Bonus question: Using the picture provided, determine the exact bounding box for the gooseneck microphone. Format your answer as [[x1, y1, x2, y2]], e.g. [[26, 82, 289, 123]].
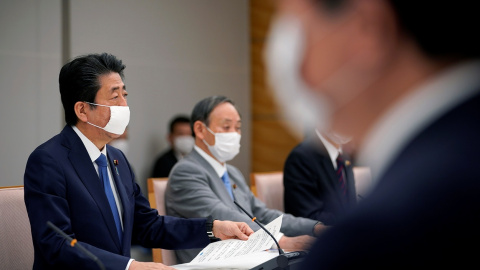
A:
[[233, 200, 284, 255], [233, 201, 308, 270], [46, 221, 106, 270]]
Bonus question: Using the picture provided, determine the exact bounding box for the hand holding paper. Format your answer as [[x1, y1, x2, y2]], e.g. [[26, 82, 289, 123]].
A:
[[191, 215, 283, 263], [213, 220, 254, 241]]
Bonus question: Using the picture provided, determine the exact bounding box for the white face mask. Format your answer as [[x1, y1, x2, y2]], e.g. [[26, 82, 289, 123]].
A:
[[203, 125, 241, 163], [264, 15, 332, 140], [174, 135, 195, 155], [85, 102, 130, 135]]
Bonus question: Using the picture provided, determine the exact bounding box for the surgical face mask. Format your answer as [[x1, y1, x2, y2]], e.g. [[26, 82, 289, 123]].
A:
[[203, 125, 241, 163], [84, 102, 130, 135], [174, 135, 195, 155], [264, 15, 332, 140]]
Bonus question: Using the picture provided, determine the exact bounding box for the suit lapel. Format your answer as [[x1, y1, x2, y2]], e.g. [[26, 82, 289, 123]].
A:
[[106, 149, 131, 254], [312, 135, 350, 210], [62, 126, 122, 250]]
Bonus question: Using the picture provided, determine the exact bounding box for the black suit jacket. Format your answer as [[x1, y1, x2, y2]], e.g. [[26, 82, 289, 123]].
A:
[[283, 135, 356, 225], [152, 148, 178, 177], [302, 91, 480, 268], [24, 126, 209, 270]]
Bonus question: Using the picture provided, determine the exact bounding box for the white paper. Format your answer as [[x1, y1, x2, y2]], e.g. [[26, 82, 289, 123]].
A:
[[190, 215, 283, 263], [172, 250, 279, 270]]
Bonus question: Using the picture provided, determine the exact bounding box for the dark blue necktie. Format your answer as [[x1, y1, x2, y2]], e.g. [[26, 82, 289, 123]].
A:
[[95, 154, 123, 244], [221, 172, 234, 200], [336, 154, 347, 196]]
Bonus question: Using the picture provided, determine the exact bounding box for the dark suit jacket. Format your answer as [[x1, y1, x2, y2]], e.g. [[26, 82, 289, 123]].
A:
[[302, 92, 480, 268], [151, 148, 178, 177], [283, 135, 356, 225], [24, 126, 209, 270]]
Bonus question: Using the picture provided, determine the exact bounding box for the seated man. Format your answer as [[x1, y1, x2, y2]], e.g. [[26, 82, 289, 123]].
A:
[[166, 95, 326, 263], [283, 129, 357, 225], [24, 54, 254, 270], [151, 115, 194, 177]]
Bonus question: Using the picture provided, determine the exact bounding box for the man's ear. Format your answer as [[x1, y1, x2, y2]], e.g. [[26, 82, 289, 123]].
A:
[[193, 120, 206, 140], [74, 101, 88, 123]]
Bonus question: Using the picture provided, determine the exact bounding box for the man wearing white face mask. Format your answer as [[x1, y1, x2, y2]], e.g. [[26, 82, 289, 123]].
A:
[[151, 115, 194, 178], [24, 54, 255, 270], [166, 96, 327, 264]]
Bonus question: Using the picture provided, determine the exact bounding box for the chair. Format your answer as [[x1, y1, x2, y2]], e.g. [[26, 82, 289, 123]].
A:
[[353, 166, 373, 200], [147, 178, 177, 266], [250, 171, 284, 211], [0, 186, 34, 269]]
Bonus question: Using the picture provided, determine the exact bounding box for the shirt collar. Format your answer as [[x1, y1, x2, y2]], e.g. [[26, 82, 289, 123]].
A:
[[357, 60, 480, 192], [72, 125, 107, 162], [316, 129, 341, 169], [194, 145, 226, 178]]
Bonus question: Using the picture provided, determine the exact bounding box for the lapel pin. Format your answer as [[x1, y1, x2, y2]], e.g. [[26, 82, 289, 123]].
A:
[[345, 160, 351, 166], [232, 184, 237, 189], [114, 159, 119, 166]]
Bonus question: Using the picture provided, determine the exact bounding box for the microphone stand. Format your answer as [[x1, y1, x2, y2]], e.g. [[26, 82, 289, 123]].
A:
[[233, 201, 308, 270], [47, 221, 106, 270]]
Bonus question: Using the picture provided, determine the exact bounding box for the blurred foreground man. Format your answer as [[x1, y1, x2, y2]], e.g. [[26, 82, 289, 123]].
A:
[[265, 0, 480, 267]]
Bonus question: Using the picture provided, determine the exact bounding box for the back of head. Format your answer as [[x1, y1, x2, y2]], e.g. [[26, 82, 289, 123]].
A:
[[319, 0, 480, 60], [389, 0, 479, 60], [190, 96, 236, 137], [59, 53, 126, 126]]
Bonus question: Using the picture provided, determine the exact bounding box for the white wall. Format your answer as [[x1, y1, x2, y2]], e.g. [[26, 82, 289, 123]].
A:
[[0, 0, 250, 194], [0, 0, 62, 187]]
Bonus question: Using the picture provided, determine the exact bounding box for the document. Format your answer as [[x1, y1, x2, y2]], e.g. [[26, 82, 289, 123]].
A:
[[190, 215, 283, 263], [172, 250, 279, 270]]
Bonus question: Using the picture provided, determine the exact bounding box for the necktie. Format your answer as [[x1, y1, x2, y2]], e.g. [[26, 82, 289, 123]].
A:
[[336, 154, 347, 196], [221, 172, 234, 200], [95, 154, 123, 244]]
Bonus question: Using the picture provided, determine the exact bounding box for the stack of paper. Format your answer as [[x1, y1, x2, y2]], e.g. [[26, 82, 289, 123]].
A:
[[189, 215, 283, 264]]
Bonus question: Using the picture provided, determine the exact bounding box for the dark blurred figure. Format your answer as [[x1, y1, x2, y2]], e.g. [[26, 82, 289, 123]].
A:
[[265, 0, 480, 268], [283, 129, 356, 225], [151, 115, 193, 177]]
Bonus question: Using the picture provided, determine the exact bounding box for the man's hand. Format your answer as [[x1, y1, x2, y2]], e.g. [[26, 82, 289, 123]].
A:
[[313, 222, 328, 237], [128, 261, 176, 270], [212, 220, 254, 240], [278, 235, 316, 251]]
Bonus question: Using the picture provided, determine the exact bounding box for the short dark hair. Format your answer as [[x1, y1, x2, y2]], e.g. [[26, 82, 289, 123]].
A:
[[169, 115, 191, 134], [317, 0, 480, 60], [190, 96, 236, 137], [59, 53, 126, 126]]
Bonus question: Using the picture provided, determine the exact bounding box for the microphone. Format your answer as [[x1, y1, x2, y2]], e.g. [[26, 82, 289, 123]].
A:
[[234, 200, 284, 255], [233, 201, 308, 270], [46, 221, 106, 270]]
